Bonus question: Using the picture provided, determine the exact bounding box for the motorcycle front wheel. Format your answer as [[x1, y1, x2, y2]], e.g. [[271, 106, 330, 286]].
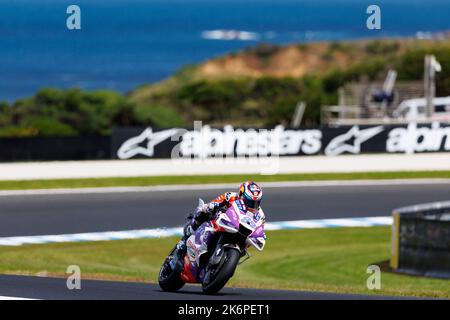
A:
[[158, 246, 185, 292], [202, 247, 240, 295]]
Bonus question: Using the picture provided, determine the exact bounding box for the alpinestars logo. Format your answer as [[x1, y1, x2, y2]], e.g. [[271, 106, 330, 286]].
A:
[[117, 125, 322, 159], [117, 127, 181, 159], [324, 126, 384, 156], [116, 123, 450, 158]]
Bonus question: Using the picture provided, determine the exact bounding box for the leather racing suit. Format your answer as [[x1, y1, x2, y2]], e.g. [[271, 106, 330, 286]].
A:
[[176, 191, 266, 255]]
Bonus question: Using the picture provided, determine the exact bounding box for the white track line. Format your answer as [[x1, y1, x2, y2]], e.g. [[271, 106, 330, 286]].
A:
[[0, 179, 449, 196], [0, 216, 393, 246], [0, 296, 37, 300]]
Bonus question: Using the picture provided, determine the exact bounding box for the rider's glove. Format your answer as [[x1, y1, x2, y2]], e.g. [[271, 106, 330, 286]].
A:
[[202, 202, 219, 216], [191, 202, 220, 225], [184, 224, 195, 238]]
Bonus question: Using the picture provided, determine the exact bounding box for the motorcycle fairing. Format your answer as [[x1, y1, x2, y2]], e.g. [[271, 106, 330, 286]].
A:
[[215, 203, 240, 232], [246, 224, 266, 251], [183, 221, 215, 282]]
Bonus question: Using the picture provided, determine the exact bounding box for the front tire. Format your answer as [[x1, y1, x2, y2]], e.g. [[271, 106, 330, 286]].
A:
[[158, 246, 185, 292], [202, 248, 240, 295]]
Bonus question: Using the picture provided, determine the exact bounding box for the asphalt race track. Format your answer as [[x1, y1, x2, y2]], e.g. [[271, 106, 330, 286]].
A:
[[1, 182, 450, 237], [0, 275, 414, 300], [1, 181, 448, 300]]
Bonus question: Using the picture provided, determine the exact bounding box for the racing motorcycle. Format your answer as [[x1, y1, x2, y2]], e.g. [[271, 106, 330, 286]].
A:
[[158, 198, 266, 294]]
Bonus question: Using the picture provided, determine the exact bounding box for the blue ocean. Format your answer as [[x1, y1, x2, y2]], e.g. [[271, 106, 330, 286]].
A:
[[1, 0, 449, 101]]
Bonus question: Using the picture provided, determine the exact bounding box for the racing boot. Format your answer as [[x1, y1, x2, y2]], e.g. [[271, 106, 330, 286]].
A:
[[172, 220, 199, 270], [173, 204, 215, 269]]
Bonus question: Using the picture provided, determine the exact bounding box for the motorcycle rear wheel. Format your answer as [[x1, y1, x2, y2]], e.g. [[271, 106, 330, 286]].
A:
[[202, 248, 240, 295], [158, 246, 185, 292]]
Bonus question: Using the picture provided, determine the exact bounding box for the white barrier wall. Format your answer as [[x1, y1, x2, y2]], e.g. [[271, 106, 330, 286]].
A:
[[1, 153, 450, 180]]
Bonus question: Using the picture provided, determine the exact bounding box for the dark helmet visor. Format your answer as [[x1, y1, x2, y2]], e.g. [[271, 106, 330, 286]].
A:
[[243, 196, 261, 210]]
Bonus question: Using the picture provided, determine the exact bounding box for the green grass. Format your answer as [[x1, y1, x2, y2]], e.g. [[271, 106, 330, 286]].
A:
[[2, 170, 450, 190], [0, 227, 448, 298]]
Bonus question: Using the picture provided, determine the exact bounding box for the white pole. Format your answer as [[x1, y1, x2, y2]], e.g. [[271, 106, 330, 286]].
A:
[[425, 55, 441, 119], [291, 102, 306, 128], [424, 55, 433, 119]]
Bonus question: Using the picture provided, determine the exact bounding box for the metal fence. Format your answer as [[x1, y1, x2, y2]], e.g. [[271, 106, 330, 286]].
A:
[[0, 136, 110, 161]]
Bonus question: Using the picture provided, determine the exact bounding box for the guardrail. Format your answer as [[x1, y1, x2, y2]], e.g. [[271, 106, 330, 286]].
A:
[[390, 201, 450, 279], [321, 105, 450, 126], [0, 136, 110, 161]]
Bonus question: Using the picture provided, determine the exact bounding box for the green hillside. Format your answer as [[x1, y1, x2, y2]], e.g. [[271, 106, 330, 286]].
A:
[[1, 38, 450, 137]]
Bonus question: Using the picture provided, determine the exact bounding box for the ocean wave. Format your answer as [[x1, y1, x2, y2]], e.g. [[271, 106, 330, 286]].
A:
[[201, 29, 259, 41]]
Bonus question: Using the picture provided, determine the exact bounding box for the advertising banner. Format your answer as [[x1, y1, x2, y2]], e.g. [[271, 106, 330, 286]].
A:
[[112, 122, 450, 159]]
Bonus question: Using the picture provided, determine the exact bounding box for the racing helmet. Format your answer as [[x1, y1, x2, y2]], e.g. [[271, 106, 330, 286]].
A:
[[238, 181, 263, 211]]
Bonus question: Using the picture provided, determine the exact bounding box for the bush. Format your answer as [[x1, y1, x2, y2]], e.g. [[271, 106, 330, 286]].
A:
[[396, 49, 425, 81], [263, 76, 326, 127], [322, 69, 346, 93], [250, 77, 305, 126], [323, 58, 385, 93], [76, 90, 125, 134], [35, 88, 65, 106], [252, 77, 302, 101], [0, 126, 38, 138], [266, 96, 299, 127], [5, 88, 127, 136], [245, 43, 280, 59], [177, 79, 250, 121], [329, 42, 351, 53], [22, 116, 78, 136], [396, 47, 450, 96], [299, 76, 325, 126], [133, 105, 185, 128], [0, 101, 9, 112], [365, 40, 399, 55]]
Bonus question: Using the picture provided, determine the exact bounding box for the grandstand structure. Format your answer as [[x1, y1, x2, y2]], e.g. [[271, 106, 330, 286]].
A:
[[321, 55, 443, 125], [321, 79, 424, 125]]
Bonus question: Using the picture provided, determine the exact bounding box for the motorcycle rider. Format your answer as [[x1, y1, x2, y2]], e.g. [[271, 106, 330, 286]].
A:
[[175, 180, 265, 261]]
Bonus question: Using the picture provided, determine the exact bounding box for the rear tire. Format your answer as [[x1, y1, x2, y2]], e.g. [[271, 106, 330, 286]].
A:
[[158, 247, 185, 292], [202, 248, 240, 295]]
